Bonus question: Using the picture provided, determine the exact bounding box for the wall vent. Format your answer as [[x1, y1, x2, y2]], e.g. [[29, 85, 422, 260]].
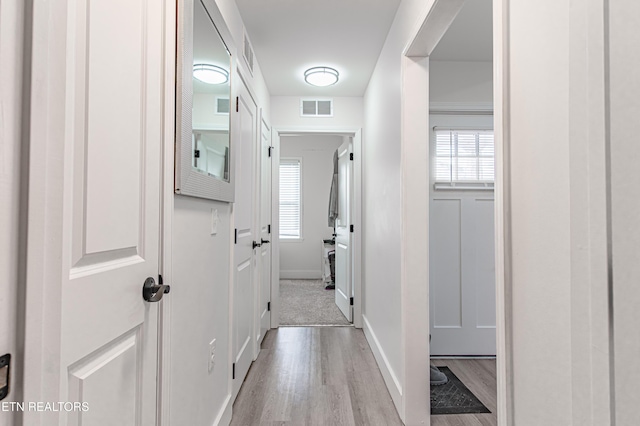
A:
[[300, 99, 333, 117], [242, 30, 254, 75], [216, 97, 230, 114]]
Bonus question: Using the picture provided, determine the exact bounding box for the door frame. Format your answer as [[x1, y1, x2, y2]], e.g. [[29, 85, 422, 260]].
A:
[[271, 127, 363, 329], [21, 0, 176, 423], [400, 0, 513, 424]]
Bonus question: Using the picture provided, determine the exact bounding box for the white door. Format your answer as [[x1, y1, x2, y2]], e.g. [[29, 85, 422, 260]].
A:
[[232, 79, 257, 400], [335, 139, 353, 322], [257, 117, 272, 346], [53, 1, 165, 424], [428, 121, 496, 356]]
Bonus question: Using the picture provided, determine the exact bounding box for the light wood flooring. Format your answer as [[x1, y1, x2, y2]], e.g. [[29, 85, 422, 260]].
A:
[[230, 327, 497, 426], [431, 359, 497, 426]]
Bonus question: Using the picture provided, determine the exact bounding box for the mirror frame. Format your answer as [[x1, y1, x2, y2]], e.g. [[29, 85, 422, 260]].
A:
[[176, 0, 236, 202]]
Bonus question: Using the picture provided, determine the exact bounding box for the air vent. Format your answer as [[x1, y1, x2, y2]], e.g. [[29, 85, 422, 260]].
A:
[[300, 99, 333, 117], [216, 97, 230, 114], [243, 30, 254, 74]]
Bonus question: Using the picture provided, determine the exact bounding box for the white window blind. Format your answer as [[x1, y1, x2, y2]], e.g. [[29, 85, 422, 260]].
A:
[[279, 159, 301, 239], [434, 129, 495, 183]]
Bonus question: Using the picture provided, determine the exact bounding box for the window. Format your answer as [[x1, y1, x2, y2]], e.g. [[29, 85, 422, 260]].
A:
[[434, 129, 495, 187], [279, 158, 302, 239]]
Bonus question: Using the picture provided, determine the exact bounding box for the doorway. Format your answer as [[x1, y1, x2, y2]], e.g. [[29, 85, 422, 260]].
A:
[[399, 0, 511, 423], [426, 1, 497, 424], [271, 129, 363, 329]]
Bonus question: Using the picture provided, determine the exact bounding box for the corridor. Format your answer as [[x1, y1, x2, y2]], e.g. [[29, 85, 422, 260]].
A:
[[230, 327, 402, 425]]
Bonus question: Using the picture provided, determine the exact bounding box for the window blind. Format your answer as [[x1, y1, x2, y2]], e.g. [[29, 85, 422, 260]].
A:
[[434, 130, 495, 183], [279, 159, 301, 238]]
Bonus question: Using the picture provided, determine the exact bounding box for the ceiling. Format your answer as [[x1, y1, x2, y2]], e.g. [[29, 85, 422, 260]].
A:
[[430, 0, 493, 62], [235, 0, 402, 97], [234, 0, 492, 98]]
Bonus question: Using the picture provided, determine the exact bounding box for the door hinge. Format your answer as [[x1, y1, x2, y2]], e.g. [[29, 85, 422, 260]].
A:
[[349, 153, 354, 161], [232, 363, 236, 380], [194, 149, 200, 158], [236, 97, 239, 112], [268, 146, 273, 157], [234, 228, 238, 244], [267, 301, 271, 312], [268, 224, 271, 234], [350, 297, 354, 306], [0, 354, 10, 401], [350, 224, 354, 233]]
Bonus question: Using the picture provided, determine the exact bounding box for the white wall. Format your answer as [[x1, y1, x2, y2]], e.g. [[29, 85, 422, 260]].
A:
[[362, 0, 431, 412], [169, 0, 270, 424], [503, 0, 626, 424], [429, 61, 493, 104], [271, 96, 363, 129], [0, 0, 25, 422], [279, 135, 343, 279]]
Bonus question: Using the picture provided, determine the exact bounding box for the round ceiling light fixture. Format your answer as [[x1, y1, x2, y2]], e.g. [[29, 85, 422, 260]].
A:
[[193, 64, 229, 85], [304, 66, 339, 87]]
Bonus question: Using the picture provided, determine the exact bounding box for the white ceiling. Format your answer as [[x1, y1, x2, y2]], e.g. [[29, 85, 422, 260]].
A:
[[430, 0, 493, 62], [234, 0, 492, 97], [235, 0, 402, 97]]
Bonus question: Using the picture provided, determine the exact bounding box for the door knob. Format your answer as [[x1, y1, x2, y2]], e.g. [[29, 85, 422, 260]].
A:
[[142, 277, 170, 302], [252, 241, 261, 249], [261, 239, 270, 244]]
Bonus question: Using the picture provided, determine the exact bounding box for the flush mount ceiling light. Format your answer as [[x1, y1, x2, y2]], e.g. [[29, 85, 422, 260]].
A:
[[193, 64, 229, 85], [304, 67, 339, 87]]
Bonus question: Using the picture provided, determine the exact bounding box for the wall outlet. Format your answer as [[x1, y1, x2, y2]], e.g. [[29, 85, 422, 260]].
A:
[[208, 339, 216, 373], [211, 209, 218, 235]]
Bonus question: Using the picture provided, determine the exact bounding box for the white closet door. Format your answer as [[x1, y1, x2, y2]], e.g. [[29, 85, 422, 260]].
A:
[[335, 139, 353, 322], [232, 78, 257, 401]]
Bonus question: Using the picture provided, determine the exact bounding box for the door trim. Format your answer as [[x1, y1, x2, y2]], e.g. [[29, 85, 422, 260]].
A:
[[159, 0, 177, 423], [401, 0, 512, 424], [271, 127, 363, 329]]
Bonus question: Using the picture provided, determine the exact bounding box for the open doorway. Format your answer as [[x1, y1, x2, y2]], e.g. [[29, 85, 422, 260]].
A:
[[278, 133, 348, 326], [425, 0, 497, 424], [272, 130, 362, 328]]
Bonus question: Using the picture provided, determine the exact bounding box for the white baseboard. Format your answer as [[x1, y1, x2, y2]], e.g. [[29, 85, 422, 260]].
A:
[[362, 315, 403, 415], [279, 270, 322, 279], [213, 393, 232, 426]]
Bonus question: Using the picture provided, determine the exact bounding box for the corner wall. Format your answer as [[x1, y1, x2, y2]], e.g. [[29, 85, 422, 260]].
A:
[[361, 0, 429, 413]]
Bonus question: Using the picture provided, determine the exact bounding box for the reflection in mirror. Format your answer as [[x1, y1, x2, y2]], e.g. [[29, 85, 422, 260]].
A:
[[192, 0, 231, 182]]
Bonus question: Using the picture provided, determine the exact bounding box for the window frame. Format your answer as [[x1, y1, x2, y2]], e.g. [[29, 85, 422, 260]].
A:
[[432, 127, 495, 191], [279, 157, 304, 241]]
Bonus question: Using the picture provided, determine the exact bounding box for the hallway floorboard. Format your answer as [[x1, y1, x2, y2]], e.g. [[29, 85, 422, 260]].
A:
[[230, 327, 403, 426]]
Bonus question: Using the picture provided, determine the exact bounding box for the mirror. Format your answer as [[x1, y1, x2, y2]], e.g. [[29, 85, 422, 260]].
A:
[[192, 0, 230, 181], [176, 0, 235, 201]]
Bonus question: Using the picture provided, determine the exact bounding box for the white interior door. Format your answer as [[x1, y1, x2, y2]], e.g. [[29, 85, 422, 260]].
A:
[[428, 119, 496, 356], [55, 0, 165, 424], [335, 139, 353, 322], [257, 117, 272, 346], [232, 79, 257, 400]]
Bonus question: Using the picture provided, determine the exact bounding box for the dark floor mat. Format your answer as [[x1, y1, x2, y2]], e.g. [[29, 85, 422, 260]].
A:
[[430, 366, 491, 415]]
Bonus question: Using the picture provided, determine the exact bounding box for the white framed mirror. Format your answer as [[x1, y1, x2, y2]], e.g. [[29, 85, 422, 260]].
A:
[[176, 0, 235, 202]]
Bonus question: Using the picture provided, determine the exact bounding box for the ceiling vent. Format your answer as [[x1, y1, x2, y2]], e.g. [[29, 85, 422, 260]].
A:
[[242, 30, 254, 75], [216, 97, 230, 114], [300, 99, 333, 117]]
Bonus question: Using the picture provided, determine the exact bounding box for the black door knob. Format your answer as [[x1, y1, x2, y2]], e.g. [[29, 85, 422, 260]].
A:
[[261, 239, 270, 244], [252, 241, 261, 249], [142, 277, 170, 302]]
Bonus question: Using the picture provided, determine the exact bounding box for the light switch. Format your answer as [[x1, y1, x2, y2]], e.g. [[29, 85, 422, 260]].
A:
[[211, 209, 218, 235]]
